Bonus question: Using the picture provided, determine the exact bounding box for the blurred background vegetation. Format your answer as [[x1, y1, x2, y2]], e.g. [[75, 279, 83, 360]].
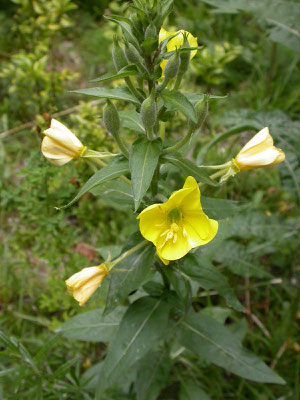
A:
[[0, 0, 299, 398]]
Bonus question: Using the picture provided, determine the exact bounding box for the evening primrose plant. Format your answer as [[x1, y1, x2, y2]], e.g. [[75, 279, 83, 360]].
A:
[[42, 0, 287, 396]]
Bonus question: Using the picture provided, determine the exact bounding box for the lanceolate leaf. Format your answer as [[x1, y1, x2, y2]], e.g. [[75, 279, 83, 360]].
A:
[[179, 311, 285, 384], [99, 297, 170, 392], [105, 233, 155, 315], [135, 350, 171, 400], [91, 179, 134, 210], [181, 254, 244, 311], [120, 110, 145, 133], [71, 86, 139, 104], [201, 196, 248, 220], [130, 136, 163, 210], [104, 15, 140, 48], [57, 308, 125, 342], [163, 153, 219, 186], [161, 90, 197, 123], [58, 159, 129, 209], [89, 65, 139, 83], [179, 379, 212, 400]]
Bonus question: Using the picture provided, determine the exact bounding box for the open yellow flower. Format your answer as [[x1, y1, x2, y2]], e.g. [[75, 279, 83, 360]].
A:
[[137, 176, 218, 265], [234, 127, 285, 170], [159, 28, 198, 73], [65, 265, 108, 306], [41, 119, 86, 166]]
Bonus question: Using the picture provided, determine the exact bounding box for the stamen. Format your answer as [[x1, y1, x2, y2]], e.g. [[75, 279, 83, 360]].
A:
[[183, 227, 187, 237], [160, 229, 169, 237], [173, 233, 177, 243]]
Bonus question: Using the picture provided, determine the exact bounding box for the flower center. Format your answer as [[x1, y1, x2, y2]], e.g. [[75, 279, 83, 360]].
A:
[[167, 207, 182, 223]]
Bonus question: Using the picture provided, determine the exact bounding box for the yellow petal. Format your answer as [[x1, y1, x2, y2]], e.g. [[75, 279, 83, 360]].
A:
[[234, 127, 285, 170], [137, 203, 167, 244], [157, 252, 170, 265], [41, 136, 75, 166], [156, 227, 191, 261], [183, 211, 218, 248]]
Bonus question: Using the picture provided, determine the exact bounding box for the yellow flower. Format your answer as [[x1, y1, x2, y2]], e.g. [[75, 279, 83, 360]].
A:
[[159, 28, 198, 73], [65, 265, 108, 306], [137, 176, 218, 265], [234, 127, 285, 170], [41, 119, 86, 166]]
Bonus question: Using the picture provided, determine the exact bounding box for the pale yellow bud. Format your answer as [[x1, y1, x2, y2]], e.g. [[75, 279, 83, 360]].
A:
[[234, 127, 285, 171], [41, 119, 86, 166], [65, 265, 108, 306]]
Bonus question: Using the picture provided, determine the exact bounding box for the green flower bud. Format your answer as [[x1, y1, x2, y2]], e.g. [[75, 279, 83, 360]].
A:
[[141, 90, 157, 132], [145, 23, 157, 39], [112, 37, 128, 72], [103, 100, 120, 137], [190, 97, 208, 129], [164, 50, 181, 80], [124, 42, 141, 64], [179, 35, 190, 74]]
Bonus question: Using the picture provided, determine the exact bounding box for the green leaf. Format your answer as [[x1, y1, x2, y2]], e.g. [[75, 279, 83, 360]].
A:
[[130, 136, 163, 210], [99, 297, 170, 392], [71, 86, 139, 104], [179, 379, 211, 400], [182, 254, 244, 311], [179, 311, 285, 384], [89, 65, 139, 83], [91, 179, 134, 210], [163, 153, 219, 186], [201, 196, 249, 219], [104, 15, 140, 48], [185, 93, 227, 104], [105, 233, 155, 315], [161, 90, 197, 123], [214, 240, 271, 278], [58, 159, 129, 209], [135, 350, 171, 400], [120, 110, 145, 133], [57, 308, 125, 342]]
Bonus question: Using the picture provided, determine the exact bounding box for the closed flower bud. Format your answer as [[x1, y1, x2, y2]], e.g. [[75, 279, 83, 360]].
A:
[[112, 37, 128, 72], [124, 42, 141, 64], [141, 90, 157, 132], [145, 23, 157, 39], [159, 28, 198, 75], [234, 127, 285, 170], [41, 119, 85, 166], [66, 265, 108, 306], [178, 35, 190, 74], [164, 50, 181, 80], [103, 100, 120, 137]]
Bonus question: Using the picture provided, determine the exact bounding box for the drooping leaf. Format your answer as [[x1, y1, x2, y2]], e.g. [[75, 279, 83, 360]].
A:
[[181, 254, 244, 311], [91, 179, 134, 210], [161, 90, 197, 123], [58, 159, 129, 209], [105, 233, 155, 315], [71, 86, 139, 104], [179, 311, 285, 384], [99, 297, 170, 392], [130, 136, 163, 210], [89, 65, 139, 83], [179, 379, 212, 400], [57, 308, 125, 342], [135, 350, 171, 400], [163, 153, 219, 186]]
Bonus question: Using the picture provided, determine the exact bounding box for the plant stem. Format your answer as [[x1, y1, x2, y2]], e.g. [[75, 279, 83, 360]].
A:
[[114, 135, 130, 159], [198, 168, 229, 187], [108, 240, 148, 271], [157, 77, 170, 93], [163, 127, 194, 154], [124, 77, 144, 102]]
